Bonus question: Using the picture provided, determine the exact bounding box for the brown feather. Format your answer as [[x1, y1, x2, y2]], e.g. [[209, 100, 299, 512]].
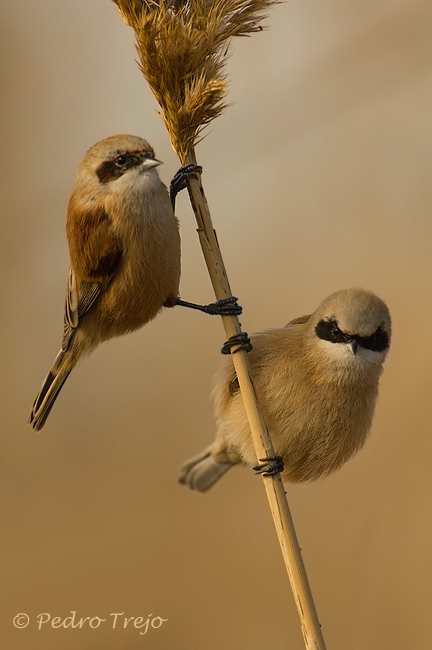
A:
[[286, 314, 311, 326], [66, 200, 123, 283]]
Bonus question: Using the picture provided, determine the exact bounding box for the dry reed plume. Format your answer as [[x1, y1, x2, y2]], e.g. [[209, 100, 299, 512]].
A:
[[112, 0, 277, 161]]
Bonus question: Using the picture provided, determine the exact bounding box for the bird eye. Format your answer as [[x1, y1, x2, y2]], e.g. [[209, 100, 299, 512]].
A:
[[115, 155, 127, 166], [315, 319, 347, 345]]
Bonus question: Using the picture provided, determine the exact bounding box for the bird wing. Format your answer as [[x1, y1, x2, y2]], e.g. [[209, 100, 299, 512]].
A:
[[286, 314, 311, 326], [228, 373, 240, 396], [62, 204, 123, 350]]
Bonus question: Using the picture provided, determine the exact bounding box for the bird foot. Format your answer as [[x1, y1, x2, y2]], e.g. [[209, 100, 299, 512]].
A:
[[170, 164, 202, 209], [253, 455, 284, 477], [177, 296, 242, 317], [221, 332, 252, 355]]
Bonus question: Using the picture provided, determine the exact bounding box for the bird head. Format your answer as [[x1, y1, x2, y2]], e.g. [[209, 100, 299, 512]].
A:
[[75, 134, 163, 202], [310, 288, 391, 368]]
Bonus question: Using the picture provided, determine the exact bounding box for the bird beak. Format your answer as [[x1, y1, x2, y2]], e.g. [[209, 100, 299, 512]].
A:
[[349, 340, 359, 356], [141, 157, 163, 170]]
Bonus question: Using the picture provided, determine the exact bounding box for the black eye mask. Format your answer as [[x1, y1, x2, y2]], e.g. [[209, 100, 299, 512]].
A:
[[315, 319, 389, 353], [96, 149, 154, 183]]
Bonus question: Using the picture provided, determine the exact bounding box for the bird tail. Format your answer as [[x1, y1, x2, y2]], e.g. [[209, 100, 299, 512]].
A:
[[178, 445, 233, 492], [29, 349, 75, 431]]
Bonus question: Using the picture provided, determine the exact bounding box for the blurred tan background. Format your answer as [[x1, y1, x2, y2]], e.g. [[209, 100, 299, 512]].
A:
[[2, 1, 432, 648]]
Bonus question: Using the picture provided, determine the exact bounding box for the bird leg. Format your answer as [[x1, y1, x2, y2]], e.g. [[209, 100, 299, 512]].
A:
[[253, 455, 284, 477], [170, 166, 244, 319], [176, 296, 243, 317], [221, 332, 252, 355], [170, 164, 203, 210]]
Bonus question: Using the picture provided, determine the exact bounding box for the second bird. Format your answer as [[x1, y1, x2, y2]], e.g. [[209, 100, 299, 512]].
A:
[[179, 288, 391, 491], [30, 134, 181, 430]]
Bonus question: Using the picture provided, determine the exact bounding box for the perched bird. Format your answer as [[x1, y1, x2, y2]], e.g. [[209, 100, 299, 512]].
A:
[[29, 134, 183, 431], [179, 288, 391, 492]]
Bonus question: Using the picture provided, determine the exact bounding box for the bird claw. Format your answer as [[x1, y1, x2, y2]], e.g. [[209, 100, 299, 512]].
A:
[[253, 455, 284, 477], [221, 331, 252, 355], [206, 296, 242, 316], [176, 296, 242, 317], [170, 164, 203, 209]]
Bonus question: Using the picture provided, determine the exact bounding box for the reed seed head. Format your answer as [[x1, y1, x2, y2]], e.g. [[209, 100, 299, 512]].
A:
[[112, 0, 277, 161]]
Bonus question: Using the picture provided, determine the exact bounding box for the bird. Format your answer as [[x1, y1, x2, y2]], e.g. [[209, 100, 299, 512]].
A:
[[29, 134, 184, 431], [29, 135, 241, 431], [179, 288, 391, 492]]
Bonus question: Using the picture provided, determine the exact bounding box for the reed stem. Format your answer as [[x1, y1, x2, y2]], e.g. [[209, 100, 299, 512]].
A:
[[183, 148, 327, 650], [112, 2, 328, 647]]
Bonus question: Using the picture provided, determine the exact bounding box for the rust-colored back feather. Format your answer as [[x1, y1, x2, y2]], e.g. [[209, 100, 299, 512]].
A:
[[286, 314, 311, 326], [67, 200, 123, 283]]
